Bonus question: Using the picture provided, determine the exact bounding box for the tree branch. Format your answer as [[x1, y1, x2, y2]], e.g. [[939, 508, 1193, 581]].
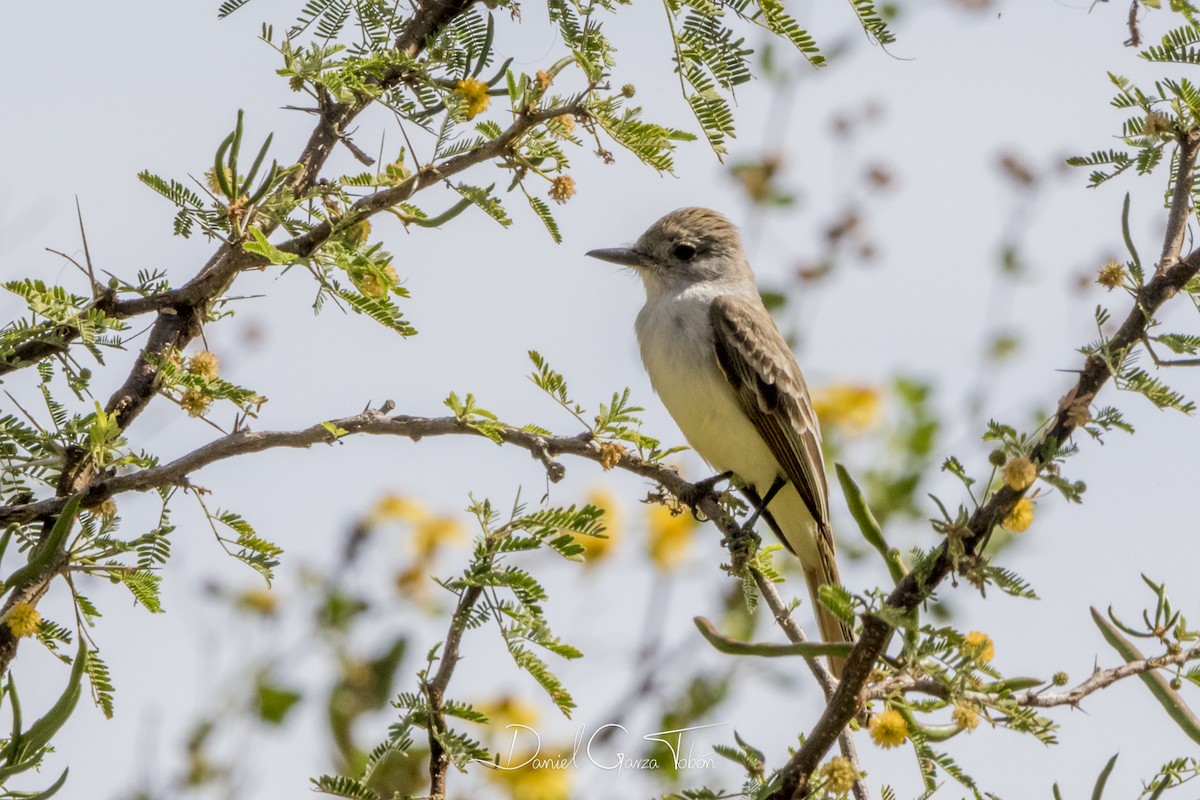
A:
[[1157, 130, 1200, 275], [873, 644, 1200, 709], [0, 0, 489, 680], [424, 581, 485, 798], [767, 186, 1200, 798]]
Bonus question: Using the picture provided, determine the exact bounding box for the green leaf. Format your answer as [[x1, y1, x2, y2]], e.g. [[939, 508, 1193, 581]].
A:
[[1092, 607, 1200, 745], [243, 227, 295, 265], [1092, 753, 1119, 800], [256, 680, 303, 725], [693, 616, 853, 658]]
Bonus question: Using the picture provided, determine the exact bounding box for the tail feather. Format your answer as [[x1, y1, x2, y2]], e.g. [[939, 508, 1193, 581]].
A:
[[804, 563, 854, 680]]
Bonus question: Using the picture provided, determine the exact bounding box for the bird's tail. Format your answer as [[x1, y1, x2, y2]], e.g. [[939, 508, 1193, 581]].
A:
[[805, 557, 854, 680]]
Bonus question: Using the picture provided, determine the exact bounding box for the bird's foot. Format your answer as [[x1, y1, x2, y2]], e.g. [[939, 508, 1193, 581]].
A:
[[721, 524, 762, 575], [677, 470, 735, 511]]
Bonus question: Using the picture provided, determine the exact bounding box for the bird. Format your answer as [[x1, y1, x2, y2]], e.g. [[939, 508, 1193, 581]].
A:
[[587, 207, 852, 674]]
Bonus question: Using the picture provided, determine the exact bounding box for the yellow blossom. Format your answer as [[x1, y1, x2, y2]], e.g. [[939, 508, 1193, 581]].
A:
[[453, 77, 491, 119], [6, 603, 40, 638], [812, 384, 881, 433], [821, 757, 859, 794], [1097, 259, 1126, 290], [186, 350, 220, 381], [476, 694, 541, 732], [554, 114, 576, 134], [179, 390, 211, 417], [952, 702, 980, 731], [394, 563, 429, 600], [645, 504, 696, 572], [1003, 497, 1034, 533], [348, 219, 371, 245], [238, 587, 278, 616], [353, 264, 399, 299], [579, 488, 621, 564], [1144, 110, 1174, 139], [98, 497, 118, 518], [597, 441, 624, 470], [868, 708, 908, 749], [412, 516, 467, 558], [205, 166, 233, 196], [484, 748, 572, 800], [535, 70, 553, 90], [483, 745, 570, 800], [1002, 456, 1036, 491], [548, 175, 576, 204], [961, 630, 995, 663], [372, 494, 431, 523]]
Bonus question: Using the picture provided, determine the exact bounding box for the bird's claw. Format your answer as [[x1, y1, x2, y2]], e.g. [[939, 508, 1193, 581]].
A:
[[677, 470, 734, 512], [721, 524, 761, 574]]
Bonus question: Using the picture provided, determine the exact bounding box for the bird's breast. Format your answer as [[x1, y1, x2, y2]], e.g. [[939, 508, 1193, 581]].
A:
[[635, 296, 778, 488]]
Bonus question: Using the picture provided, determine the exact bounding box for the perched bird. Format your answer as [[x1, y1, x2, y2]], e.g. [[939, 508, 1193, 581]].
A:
[[587, 208, 852, 673]]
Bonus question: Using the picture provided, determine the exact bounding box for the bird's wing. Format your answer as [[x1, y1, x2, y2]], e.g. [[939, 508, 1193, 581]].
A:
[[709, 294, 831, 533]]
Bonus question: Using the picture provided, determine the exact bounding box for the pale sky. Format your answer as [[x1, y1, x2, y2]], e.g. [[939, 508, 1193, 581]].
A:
[[4, 1, 1200, 798]]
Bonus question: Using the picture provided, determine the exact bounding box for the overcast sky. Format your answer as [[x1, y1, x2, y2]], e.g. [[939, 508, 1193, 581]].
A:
[[4, 1, 1200, 798]]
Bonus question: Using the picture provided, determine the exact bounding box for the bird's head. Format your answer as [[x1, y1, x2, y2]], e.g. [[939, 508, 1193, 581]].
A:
[[586, 207, 749, 294]]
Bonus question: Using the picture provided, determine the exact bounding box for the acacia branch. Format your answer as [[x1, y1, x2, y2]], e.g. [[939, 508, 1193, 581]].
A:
[[768, 134, 1200, 799], [871, 643, 1200, 709], [424, 580, 486, 798], [0, 0, 489, 679], [0, 399, 869, 791]]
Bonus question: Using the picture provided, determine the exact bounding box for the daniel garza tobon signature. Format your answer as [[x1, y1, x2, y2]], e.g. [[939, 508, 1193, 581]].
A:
[[474, 722, 726, 775]]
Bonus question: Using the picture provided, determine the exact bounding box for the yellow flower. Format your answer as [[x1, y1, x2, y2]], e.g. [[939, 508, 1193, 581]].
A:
[[645, 504, 696, 572], [412, 516, 466, 558], [1003, 497, 1034, 533], [394, 563, 429, 600], [186, 350, 220, 381], [484, 749, 571, 800], [580, 488, 620, 564], [454, 77, 491, 119], [476, 694, 541, 732], [1002, 456, 1036, 491], [1097, 259, 1126, 290], [205, 166, 233, 195], [1144, 110, 1174, 139], [535, 70, 553, 90], [821, 756, 859, 794], [868, 708, 908, 749], [554, 114, 576, 134], [238, 587, 278, 616], [6, 603, 40, 638], [353, 264, 399, 299], [952, 702, 980, 732], [548, 175, 576, 204], [372, 494, 430, 523], [97, 497, 118, 518], [812, 384, 881, 433], [348, 219, 371, 245], [179, 390, 211, 417], [961, 630, 995, 663], [597, 441, 624, 471]]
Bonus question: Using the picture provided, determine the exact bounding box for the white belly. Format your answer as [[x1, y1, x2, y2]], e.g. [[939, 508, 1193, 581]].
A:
[[635, 292, 821, 566]]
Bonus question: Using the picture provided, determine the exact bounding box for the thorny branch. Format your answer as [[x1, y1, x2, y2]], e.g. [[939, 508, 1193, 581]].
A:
[[870, 643, 1200, 708], [424, 576, 487, 798], [0, 0, 543, 680], [766, 128, 1200, 800]]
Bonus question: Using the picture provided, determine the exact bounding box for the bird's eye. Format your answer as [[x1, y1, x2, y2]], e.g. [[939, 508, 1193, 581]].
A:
[[673, 243, 697, 261]]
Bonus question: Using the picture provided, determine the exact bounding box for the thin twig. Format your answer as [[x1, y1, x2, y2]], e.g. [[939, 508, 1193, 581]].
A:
[[767, 139, 1200, 799]]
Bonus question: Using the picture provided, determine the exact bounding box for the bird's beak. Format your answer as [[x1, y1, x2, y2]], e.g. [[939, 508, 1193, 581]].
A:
[[586, 247, 648, 269]]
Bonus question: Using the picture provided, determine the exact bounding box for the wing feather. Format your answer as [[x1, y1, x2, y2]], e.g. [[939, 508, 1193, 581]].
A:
[[709, 294, 830, 531]]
